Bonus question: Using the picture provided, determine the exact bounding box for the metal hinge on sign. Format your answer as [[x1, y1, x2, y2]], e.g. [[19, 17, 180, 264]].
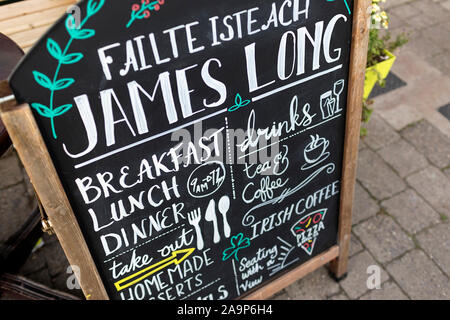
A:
[[35, 192, 54, 235]]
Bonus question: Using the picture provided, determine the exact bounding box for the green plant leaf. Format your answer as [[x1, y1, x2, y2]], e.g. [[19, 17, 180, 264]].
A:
[[68, 28, 96, 40], [87, 0, 105, 16], [46, 38, 63, 60], [53, 104, 73, 116], [32, 71, 53, 90], [31, 103, 53, 118], [61, 52, 84, 64], [53, 78, 75, 90]]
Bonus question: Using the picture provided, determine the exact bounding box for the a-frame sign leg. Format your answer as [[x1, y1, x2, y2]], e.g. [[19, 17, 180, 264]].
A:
[[328, 0, 371, 282], [0, 88, 109, 300]]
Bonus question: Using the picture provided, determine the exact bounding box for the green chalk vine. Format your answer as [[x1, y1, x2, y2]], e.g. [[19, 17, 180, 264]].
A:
[[126, 0, 165, 29], [31, 0, 105, 139]]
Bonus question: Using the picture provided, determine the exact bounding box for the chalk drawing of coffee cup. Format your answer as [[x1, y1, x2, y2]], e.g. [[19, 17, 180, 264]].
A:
[[320, 91, 336, 120], [301, 134, 331, 170]]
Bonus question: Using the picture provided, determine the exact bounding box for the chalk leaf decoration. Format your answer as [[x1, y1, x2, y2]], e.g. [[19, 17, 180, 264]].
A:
[[222, 233, 251, 262], [228, 93, 251, 112], [32, 71, 53, 90], [31, 0, 105, 139]]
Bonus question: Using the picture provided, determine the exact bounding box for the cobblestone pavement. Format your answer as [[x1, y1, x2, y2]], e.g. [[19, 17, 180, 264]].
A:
[[1, 0, 449, 300]]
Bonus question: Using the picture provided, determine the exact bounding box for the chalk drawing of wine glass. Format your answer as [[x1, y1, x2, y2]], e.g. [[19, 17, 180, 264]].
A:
[[333, 79, 345, 113], [320, 91, 336, 120], [301, 134, 331, 171]]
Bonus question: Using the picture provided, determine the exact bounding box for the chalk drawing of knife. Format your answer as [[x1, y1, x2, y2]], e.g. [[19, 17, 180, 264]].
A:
[[205, 199, 220, 244], [218, 196, 231, 238]]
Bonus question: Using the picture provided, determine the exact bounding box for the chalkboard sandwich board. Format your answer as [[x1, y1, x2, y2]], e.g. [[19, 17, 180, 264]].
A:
[[0, 0, 371, 300]]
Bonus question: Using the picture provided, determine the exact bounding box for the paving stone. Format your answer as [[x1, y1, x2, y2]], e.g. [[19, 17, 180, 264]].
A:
[[358, 139, 367, 151], [22, 167, 36, 203], [440, 104, 450, 122], [271, 289, 291, 300], [13, 236, 62, 280], [378, 139, 428, 178], [378, 104, 423, 131], [402, 13, 434, 31], [428, 52, 450, 76], [390, 50, 442, 84], [329, 292, 349, 300], [416, 223, 450, 277], [0, 184, 33, 243], [389, 3, 421, 19], [443, 19, 450, 31], [361, 114, 400, 151], [425, 111, 450, 141], [370, 71, 408, 100], [407, 76, 450, 115], [402, 34, 442, 59], [383, 12, 406, 30], [0, 147, 14, 158], [402, 120, 450, 169], [421, 25, 450, 51], [359, 281, 409, 300], [380, 25, 416, 43], [384, 0, 412, 9], [24, 268, 53, 289], [381, 189, 441, 234], [444, 167, 450, 179], [410, 0, 450, 22], [349, 234, 364, 257], [353, 214, 415, 264], [370, 72, 407, 100], [41, 240, 70, 277], [387, 250, 450, 299], [339, 251, 389, 299], [406, 167, 450, 214], [441, 0, 450, 11], [0, 154, 23, 189], [284, 267, 340, 300], [51, 272, 84, 298], [41, 233, 59, 245], [18, 252, 47, 276], [357, 149, 406, 200], [352, 182, 380, 225]]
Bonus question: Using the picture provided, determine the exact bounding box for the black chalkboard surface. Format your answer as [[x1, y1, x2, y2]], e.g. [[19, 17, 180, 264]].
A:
[[9, 0, 354, 300]]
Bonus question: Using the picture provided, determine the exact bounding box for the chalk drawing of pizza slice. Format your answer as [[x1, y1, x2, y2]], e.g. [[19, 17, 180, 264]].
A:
[[290, 209, 327, 256]]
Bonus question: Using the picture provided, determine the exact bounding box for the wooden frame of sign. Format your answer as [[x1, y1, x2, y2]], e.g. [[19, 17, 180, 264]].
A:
[[0, 0, 370, 300]]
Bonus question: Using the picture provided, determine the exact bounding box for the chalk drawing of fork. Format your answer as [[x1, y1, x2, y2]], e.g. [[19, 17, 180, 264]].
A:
[[188, 208, 204, 250]]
